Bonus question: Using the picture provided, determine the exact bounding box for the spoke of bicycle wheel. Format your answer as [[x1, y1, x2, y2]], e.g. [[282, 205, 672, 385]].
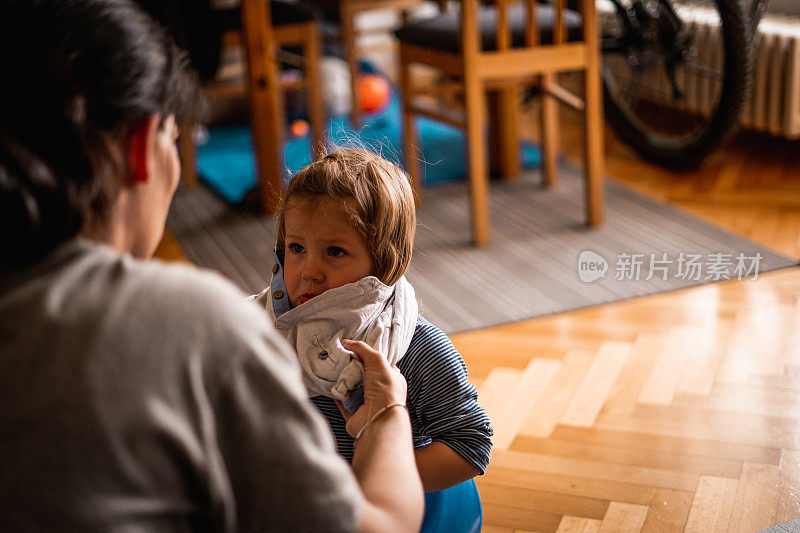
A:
[[681, 62, 724, 81], [625, 69, 643, 103], [609, 62, 673, 108]]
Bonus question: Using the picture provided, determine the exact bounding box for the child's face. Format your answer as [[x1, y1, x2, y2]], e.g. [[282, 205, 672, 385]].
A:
[[283, 200, 374, 307]]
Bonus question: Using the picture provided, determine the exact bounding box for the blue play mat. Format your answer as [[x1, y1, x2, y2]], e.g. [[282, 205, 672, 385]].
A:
[[196, 91, 542, 204]]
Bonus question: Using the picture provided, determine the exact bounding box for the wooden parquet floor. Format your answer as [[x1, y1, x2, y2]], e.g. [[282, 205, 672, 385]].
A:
[[452, 110, 800, 532], [161, 107, 800, 531], [460, 268, 800, 532]]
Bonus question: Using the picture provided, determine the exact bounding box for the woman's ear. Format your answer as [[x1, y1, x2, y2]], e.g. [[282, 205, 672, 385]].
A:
[[126, 115, 160, 183]]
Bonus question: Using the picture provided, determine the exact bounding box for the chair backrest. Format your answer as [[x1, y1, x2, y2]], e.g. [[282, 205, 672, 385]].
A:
[[459, 0, 598, 79], [461, 0, 595, 52]]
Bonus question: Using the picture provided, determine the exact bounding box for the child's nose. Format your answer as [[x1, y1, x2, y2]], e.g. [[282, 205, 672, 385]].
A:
[[301, 255, 324, 281]]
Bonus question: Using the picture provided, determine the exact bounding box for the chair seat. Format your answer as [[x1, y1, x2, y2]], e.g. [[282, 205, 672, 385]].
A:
[[394, 3, 582, 54], [304, 0, 342, 23], [271, 0, 321, 25], [217, 0, 320, 30]]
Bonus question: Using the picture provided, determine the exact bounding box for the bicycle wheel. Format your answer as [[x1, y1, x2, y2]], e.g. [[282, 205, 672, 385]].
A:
[[599, 0, 752, 169]]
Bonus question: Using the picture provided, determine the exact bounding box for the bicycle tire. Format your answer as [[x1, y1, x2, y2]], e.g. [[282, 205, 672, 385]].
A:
[[601, 0, 752, 169]]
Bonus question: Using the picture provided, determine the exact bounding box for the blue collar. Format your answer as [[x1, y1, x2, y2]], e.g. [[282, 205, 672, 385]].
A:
[[270, 250, 292, 318]]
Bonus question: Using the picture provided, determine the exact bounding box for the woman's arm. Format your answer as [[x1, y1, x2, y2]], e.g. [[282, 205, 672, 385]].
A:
[[355, 407, 424, 533], [415, 442, 482, 492], [208, 294, 423, 532], [340, 340, 425, 533]]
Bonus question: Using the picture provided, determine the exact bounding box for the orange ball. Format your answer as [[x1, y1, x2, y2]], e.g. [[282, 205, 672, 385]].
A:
[[358, 74, 391, 114], [289, 119, 309, 138]]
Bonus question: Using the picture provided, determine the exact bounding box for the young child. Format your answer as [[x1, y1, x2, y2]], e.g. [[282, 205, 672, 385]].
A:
[[254, 149, 493, 494]]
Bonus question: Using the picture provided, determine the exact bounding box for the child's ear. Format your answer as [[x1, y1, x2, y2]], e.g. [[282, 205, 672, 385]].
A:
[[125, 115, 160, 184]]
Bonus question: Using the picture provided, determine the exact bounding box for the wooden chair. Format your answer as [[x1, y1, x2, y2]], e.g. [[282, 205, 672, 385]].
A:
[[395, 0, 604, 246], [339, 0, 432, 128], [308, 0, 438, 128], [181, 0, 325, 214]]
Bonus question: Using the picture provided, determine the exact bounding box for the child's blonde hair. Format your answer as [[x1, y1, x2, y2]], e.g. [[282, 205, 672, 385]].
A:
[[276, 149, 416, 286]]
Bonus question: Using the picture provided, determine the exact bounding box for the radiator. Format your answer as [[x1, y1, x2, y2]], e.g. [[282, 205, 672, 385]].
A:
[[599, 5, 800, 139], [744, 16, 800, 137]]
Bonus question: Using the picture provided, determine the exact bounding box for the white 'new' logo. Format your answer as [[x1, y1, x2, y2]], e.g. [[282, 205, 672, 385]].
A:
[[578, 251, 608, 283]]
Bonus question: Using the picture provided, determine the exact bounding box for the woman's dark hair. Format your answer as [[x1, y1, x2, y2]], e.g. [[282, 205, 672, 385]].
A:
[[0, 0, 201, 267]]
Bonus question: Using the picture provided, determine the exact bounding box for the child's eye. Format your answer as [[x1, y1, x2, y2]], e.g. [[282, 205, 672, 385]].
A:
[[288, 243, 305, 254], [328, 246, 347, 257]]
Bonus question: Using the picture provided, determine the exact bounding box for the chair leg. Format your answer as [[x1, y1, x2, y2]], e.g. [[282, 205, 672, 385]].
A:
[[241, 0, 285, 214], [340, 2, 361, 129], [488, 86, 520, 180], [304, 23, 326, 159], [584, 64, 605, 227], [582, 0, 604, 226], [540, 73, 559, 188], [399, 47, 422, 204], [179, 122, 197, 189], [250, 87, 285, 214], [465, 76, 490, 246]]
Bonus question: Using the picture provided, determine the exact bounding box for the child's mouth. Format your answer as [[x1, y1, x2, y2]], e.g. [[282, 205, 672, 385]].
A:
[[299, 293, 317, 304]]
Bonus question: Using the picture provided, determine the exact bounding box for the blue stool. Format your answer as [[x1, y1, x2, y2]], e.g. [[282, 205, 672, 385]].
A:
[[420, 479, 482, 533]]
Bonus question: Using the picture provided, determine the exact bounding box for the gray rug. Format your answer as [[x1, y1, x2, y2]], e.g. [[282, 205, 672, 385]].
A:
[[166, 165, 797, 334], [760, 520, 800, 533]]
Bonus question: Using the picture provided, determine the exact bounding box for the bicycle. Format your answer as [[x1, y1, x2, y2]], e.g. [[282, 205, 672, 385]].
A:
[[598, 0, 769, 169]]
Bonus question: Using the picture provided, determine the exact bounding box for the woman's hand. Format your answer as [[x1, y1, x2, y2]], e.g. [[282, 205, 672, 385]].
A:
[[335, 340, 407, 438], [343, 340, 422, 533]]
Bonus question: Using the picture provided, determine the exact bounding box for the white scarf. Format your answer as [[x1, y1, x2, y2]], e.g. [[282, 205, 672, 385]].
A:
[[264, 276, 418, 406]]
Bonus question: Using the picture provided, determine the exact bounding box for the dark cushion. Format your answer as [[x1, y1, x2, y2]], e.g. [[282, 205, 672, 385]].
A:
[[270, 0, 321, 25], [304, 0, 342, 23], [394, 4, 582, 54], [215, 0, 321, 30], [134, 0, 320, 81]]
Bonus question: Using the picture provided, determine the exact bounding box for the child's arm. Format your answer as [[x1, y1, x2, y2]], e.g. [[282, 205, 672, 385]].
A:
[[414, 442, 481, 492], [403, 320, 493, 491]]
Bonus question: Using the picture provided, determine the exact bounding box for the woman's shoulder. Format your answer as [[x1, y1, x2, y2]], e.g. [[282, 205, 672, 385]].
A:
[[7, 239, 296, 388], [69, 241, 275, 350], [136, 258, 278, 340], [8, 239, 244, 311], [130, 255, 247, 309], [103, 245, 301, 376]]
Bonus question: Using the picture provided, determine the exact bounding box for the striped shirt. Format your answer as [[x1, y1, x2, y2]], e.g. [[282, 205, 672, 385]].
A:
[[312, 317, 494, 474]]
